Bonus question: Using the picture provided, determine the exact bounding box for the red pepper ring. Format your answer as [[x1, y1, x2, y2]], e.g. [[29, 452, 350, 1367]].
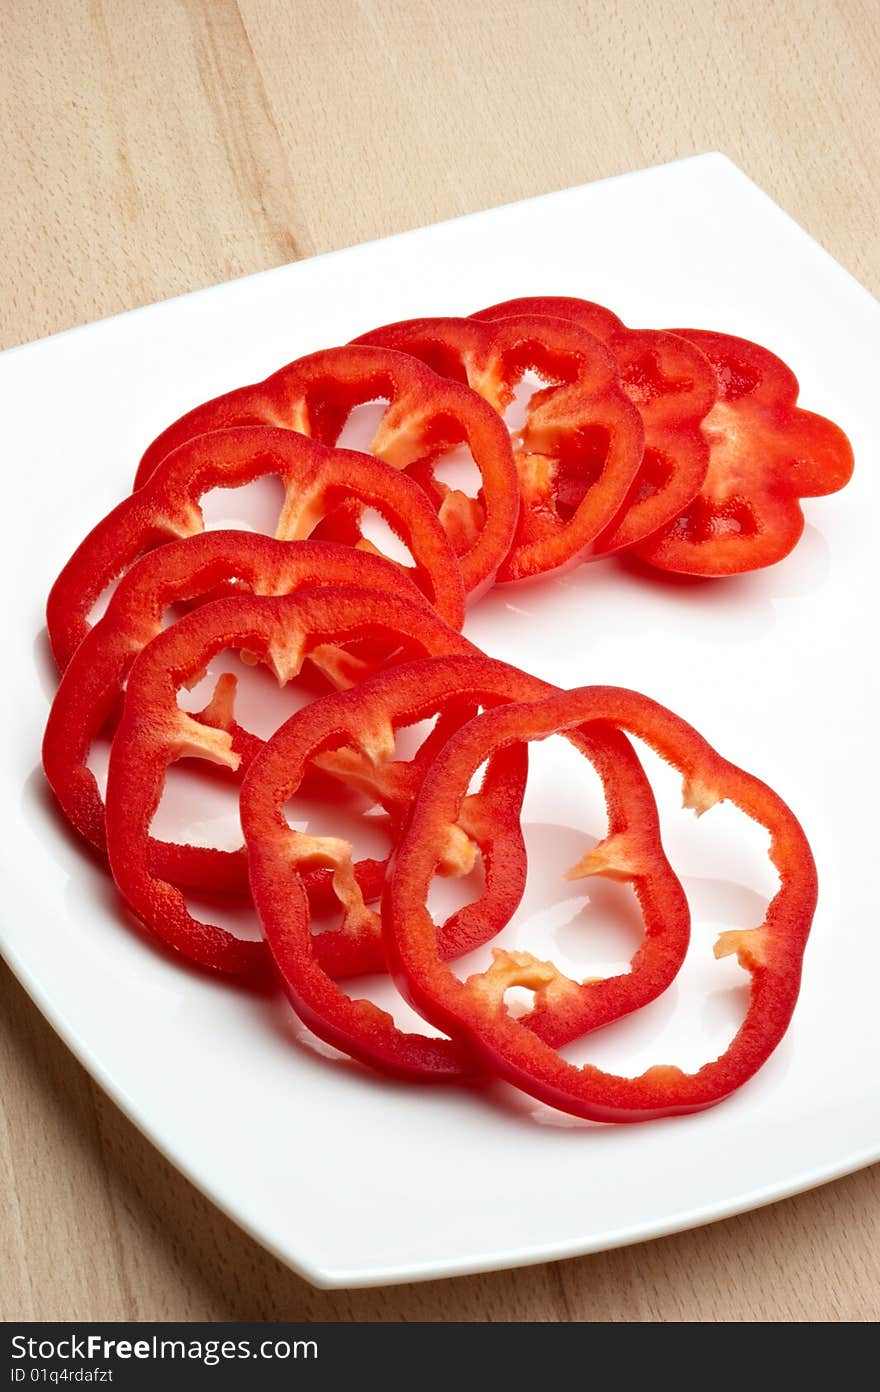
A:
[[239, 654, 690, 1081], [42, 534, 434, 900], [133, 345, 520, 597], [634, 329, 855, 576], [475, 296, 628, 343], [471, 296, 719, 556], [104, 587, 477, 982], [352, 315, 645, 581], [47, 426, 466, 670], [386, 688, 817, 1122]]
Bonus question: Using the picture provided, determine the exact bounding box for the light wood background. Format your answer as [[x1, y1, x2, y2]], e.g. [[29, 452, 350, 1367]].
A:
[[2, 0, 878, 1322]]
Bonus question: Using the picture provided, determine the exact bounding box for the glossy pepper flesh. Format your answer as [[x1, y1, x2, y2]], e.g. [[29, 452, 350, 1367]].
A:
[[103, 587, 477, 982], [471, 296, 719, 555], [133, 345, 520, 597], [632, 329, 855, 575], [47, 426, 466, 669], [43, 533, 436, 899], [353, 314, 645, 581], [241, 654, 690, 1080], [386, 686, 817, 1122]]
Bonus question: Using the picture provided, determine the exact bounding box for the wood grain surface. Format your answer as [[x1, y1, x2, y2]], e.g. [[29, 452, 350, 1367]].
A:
[[2, 0, 878, 1322]]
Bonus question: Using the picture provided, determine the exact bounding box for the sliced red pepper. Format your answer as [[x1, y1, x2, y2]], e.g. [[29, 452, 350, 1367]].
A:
[[241, 654, 689, 1080], [386, 687, 817, 1122], [43, 533, 435, 900], [47, 426, 465, 669], [475, 296, 627, 343], [471, 296, 719, 555], [133, 346, 519, 596], [104, 586, 476, 982], [632, 329, 855, 574], [352, 314, 645, 581]]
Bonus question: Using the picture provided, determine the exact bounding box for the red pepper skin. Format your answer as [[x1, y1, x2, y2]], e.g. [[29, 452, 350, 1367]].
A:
[[474, 296, 627, 343], [352, 315, 645, 581], [386, 687, 817, 1122], [104, 587, 476, 983], [132, 346, 519, 598], [241, 654, 689, 1081], [47, 426, 466, 669], [471, 297, 718, 556], [633, 329, 855, 575], [42, 534, 432, 900]]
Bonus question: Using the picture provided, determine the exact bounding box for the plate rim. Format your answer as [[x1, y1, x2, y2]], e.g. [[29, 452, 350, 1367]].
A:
[[4, 922, 880, 1289]]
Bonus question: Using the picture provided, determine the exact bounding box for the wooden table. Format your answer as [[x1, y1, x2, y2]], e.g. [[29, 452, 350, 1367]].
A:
[[2, 0, 878, 1322]]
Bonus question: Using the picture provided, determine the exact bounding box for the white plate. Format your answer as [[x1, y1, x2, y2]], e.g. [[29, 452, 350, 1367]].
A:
[[2, 153, 878, 1289]]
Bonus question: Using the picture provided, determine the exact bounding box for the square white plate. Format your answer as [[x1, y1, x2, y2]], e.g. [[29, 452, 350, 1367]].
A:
[[2, 153, 878, 1289]]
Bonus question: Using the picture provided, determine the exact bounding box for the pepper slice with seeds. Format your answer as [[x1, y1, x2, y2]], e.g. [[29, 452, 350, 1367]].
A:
[[104, 587, 476, 982], [633, 329, 855, 575], [353, 314, 645, 581], [132, 345, 520, 597], [43, 534, 438, 900], [48, 426, 466, 669], [240, 655, 690, 1080], [386, 686, 817, 1118], [471, 295, 718, 556]]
